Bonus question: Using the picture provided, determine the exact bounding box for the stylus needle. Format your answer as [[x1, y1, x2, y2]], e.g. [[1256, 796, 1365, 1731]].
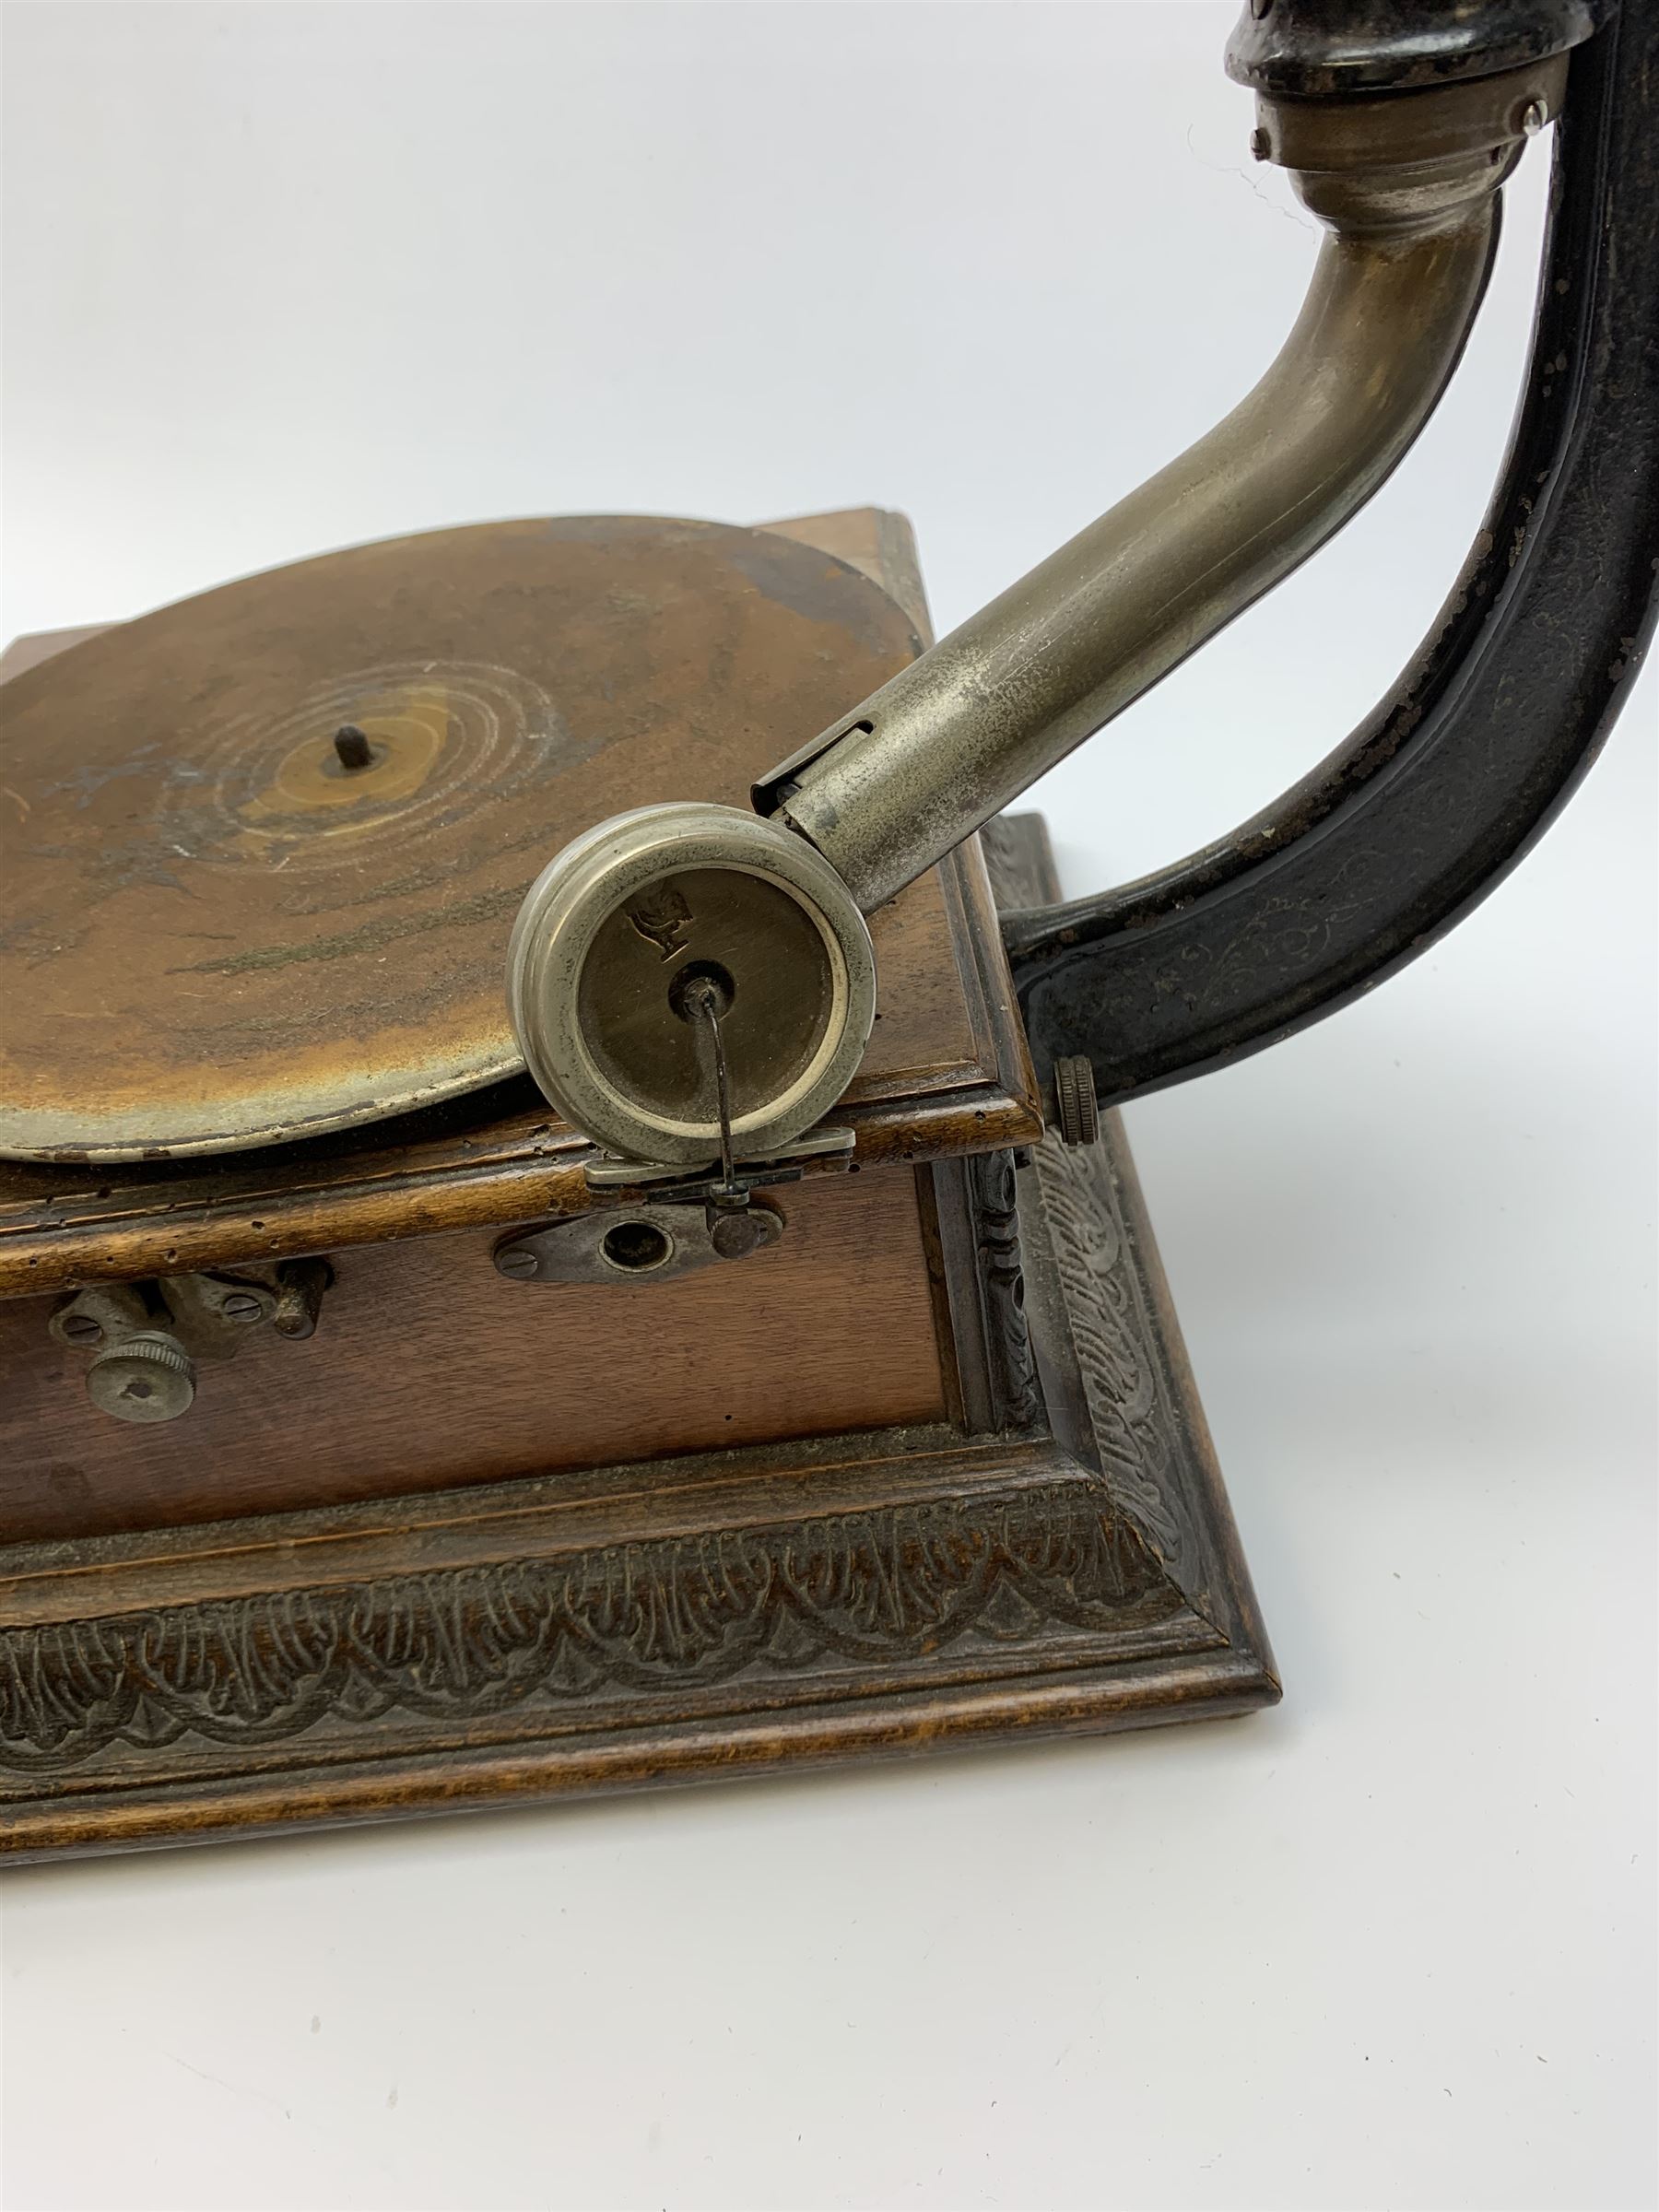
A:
[[684, 979, 735, 1191]]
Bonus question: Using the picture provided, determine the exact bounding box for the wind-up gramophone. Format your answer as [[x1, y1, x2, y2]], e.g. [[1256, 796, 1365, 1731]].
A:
[[2, 1, 1653, 1859]]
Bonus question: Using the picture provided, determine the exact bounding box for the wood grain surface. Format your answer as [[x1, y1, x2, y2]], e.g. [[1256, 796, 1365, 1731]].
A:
[[0, 509, 1040, 1293], [0, 813, 1277, 1864], [0, 1165, 949, 1542]]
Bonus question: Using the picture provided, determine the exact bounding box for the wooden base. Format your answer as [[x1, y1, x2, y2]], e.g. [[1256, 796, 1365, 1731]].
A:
[[0, 818, 1276, 1860]]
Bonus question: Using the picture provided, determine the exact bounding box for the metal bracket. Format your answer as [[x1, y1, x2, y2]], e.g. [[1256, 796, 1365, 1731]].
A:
[[581, 1124, 855, 1195], [49, 1258, 333, 1424], [494, 1197, 785, 1287], [500, 1127, 853, 1286]]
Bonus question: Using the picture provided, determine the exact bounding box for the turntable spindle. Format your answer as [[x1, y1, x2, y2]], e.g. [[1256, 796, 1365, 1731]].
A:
[[332, 723, 374, 771]]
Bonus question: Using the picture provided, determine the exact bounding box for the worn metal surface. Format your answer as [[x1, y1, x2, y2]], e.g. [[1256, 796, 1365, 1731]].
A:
[[47, 1256, 334, 1424], [273, 1258, 332, 1340], [83, 1332, 197, 1425], [0, 518, 919, 1162], [756, 67, 1537, 912], [492, 1195, 784, 1287], [1052, 1057, 1100, 1149], [49, 1285, 199, 1425], [581, 1124, 855, 1193], [1004, 10, 1659, 1107], [507, 802, 874, 1166], [1225, 0, 1607, 98], [1252, 51, 1567, 178], [48, 1254, 333, 1425]]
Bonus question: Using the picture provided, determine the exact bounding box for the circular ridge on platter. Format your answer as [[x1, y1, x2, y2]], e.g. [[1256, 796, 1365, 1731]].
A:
[[155, 656, 569, 877], [0, 516, 921, 1161]]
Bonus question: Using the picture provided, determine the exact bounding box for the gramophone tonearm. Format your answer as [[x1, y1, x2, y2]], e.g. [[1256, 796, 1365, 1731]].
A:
[[1, 0, 1653, 1860], [505, 17, 1635, 1182]]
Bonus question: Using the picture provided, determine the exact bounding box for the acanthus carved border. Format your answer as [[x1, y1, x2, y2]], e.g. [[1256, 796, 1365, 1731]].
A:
[[1032, 1135, 1207, 1596], [0, 1483, 1178, 1774], [979, 811, 1209, 1599]]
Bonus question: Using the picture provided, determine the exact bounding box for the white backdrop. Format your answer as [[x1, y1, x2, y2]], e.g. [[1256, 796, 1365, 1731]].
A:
[[2, 6, 1653, 2209]]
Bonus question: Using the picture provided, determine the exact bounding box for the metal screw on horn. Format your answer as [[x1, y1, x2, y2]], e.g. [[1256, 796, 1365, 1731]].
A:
[[1053, 1057, 1100, 1147]]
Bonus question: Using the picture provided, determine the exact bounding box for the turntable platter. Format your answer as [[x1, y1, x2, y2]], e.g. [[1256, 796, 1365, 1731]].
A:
[[0, 517, 919, 1159]]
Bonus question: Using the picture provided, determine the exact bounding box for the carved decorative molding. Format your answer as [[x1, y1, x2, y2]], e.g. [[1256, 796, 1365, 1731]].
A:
[[0, 1483, 1177, 1773], [964, 1147, 1043, 1434], [1031, 1135, 1206, 1594], [0, 812, 1272, 1854], [979, 811, 1211, 1596]]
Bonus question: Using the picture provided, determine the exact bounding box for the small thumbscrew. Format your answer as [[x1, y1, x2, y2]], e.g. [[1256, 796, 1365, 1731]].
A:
[[1520, 98, 1548, 136], [1248, 126, 1272, 162], [1053, 1056, 1100, 1147]]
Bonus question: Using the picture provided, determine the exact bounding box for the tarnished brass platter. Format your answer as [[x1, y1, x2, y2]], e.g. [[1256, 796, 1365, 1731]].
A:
[[0, 517, 920, 1160]]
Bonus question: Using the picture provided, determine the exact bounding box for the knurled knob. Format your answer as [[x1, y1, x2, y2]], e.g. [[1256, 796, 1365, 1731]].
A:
[[85, 1330, 197, 1424], [1053, 1055, 1100, 1147]]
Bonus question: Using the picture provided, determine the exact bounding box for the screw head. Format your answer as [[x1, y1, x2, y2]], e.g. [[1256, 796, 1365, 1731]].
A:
[[1520, 97, 1548, 136], [496, 1246, 540, 1279], [1248, 125, 1272, 163], [60, 1312, 103, 1344], [220, 1291, 265, 1324], [709, 1209, 766, 1262]]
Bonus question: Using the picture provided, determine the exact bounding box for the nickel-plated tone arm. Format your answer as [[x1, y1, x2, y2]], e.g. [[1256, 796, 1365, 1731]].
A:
[[509, 2, 1647, 1173], [1006, 1, 1658, 1112], [753, 54, 1565, 913]]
